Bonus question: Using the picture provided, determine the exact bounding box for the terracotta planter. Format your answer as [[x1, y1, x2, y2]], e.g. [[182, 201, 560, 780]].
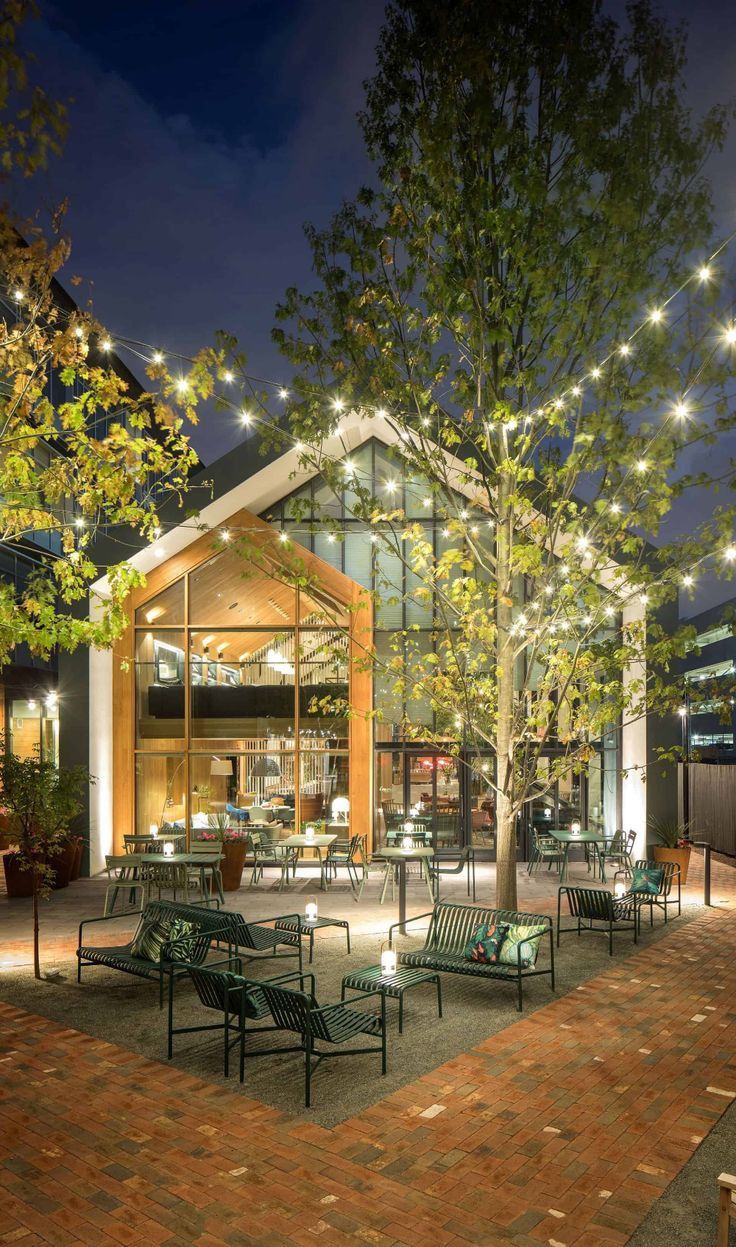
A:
[[653, 845, 691, 886], [220, 839, 247, 891], [50, 839, 77, 890], [2, 852, 34, 898], [69, 837, 84, 882]]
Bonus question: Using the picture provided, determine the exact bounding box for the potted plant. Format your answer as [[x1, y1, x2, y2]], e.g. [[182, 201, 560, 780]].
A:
[[649, 817, 692, 885], [0, 741, 91, 978], [196, 815, 248, 891]]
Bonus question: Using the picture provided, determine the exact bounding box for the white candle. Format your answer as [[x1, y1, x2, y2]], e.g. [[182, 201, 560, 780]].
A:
[[381, 948, 397, 975]]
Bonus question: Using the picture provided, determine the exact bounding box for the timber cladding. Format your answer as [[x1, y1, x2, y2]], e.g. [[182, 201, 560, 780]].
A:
[[687, 762, 736, 856]]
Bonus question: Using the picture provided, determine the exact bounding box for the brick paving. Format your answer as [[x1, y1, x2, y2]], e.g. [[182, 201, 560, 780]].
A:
[[1, 855, 735, 1245]]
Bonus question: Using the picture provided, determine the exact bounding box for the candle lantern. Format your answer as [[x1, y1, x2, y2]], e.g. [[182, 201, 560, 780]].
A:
[[402, 819, 414, 833], [614, 880, 626, 898], [570, 820, 581, 835], [381, 946, 397, 975], [149, 823, 159, 839], [163, 841, 174, 857], [402, 834, 414, 849], [305, 898, 318, 922]]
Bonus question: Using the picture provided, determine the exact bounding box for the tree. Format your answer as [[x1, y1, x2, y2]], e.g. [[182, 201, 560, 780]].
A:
[[0, 740, 89, 977], [0, 2, 220, 663], [265, 0, 736, 908]]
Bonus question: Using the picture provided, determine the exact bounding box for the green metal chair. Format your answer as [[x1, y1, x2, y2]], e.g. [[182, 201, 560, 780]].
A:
[[249, 830, 297, 890], [528, 830, 563, 876], [429, 846, 476, 901], [605, 829, 636, 877], [325, 833, 366, 896]]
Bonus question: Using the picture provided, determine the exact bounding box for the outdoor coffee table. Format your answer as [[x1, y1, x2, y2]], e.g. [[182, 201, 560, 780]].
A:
[[341, 964, 442, 1034], [280, 833, 337, 890], [374, 845, 436, 931], [274, 915, 351, 963]]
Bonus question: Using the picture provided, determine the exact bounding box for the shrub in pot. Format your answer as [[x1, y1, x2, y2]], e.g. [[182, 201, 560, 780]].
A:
[[649, 817, 691, 885], [195, 815, 248, 891], [0, 740, 91, 978]]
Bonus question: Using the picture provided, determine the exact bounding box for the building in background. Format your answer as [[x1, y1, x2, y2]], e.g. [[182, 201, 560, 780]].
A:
[[679, 598, 736, 761]]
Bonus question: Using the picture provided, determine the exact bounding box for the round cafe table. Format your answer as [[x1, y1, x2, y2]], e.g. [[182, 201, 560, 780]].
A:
[[374, 845, 435, 932]]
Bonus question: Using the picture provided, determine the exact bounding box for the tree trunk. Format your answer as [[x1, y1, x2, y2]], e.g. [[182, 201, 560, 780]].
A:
[[32, 874, 41, 980], [495, 471, 518, 911]]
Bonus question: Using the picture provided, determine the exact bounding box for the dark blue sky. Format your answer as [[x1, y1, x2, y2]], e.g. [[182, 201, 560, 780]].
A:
[[14, 1, 736, 613]]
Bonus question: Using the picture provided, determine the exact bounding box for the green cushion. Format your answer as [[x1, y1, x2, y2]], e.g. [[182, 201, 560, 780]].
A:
[[630, 866, 664, 895], [498, 923, 547, 969], [130, 917, 171, 962], [463, 922, 509, 965], [166, 918, 201, 962]]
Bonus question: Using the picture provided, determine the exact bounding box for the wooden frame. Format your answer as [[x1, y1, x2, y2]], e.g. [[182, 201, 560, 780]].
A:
[[112, 508, 373, 854]]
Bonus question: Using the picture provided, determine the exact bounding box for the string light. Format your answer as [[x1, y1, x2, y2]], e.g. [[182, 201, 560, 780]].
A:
[[590, 366, 602, 380], [724, 546, 736, 561], [175, 377, 189, 394], [241, 410, 252, 426], [74, 326, 84, 339], [618, 343, 631, 357], [682, 574, 694, 587], [13, 288, 24, 302], [723, 325, 736, 346], [223, 370, 234, 383], [152, 351, 164, 364], [648, 308, 664, 324], [698, 265, 712, 282], [635, 459, 647, 473], [100, 338, 113, 352], [278, 387, 289, 400], [332, 398, 345, 412], [221, 529, 230, 542]]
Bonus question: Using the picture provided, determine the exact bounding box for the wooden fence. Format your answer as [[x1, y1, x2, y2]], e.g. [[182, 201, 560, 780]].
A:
[[681, 762, 736, 856]]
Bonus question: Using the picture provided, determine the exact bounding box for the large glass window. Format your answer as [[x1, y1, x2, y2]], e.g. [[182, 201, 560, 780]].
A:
[[134, 560, 349, 837]]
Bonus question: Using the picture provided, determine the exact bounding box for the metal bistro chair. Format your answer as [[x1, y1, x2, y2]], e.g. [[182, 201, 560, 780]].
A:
[[604, 829, 636, 878], [429, 846, 476, 902], [140, 859, 190, 904], [556, 885, 638, 955], [249, 830, 297, 891], [325, 833, 366, 896], [528, 829, 563, 876], [103, 854, 145, 916], [186, 840, 224, 903]]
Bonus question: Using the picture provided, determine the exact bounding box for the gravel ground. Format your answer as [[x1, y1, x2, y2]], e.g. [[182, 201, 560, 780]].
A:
[[0, 902, 702, 1129]]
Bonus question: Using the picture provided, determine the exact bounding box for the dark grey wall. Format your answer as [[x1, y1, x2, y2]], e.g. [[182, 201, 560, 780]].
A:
[[58, 641, 90, 875]]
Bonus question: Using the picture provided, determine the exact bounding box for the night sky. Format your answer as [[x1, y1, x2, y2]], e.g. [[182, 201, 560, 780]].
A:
[[13, 0, 736, 614]]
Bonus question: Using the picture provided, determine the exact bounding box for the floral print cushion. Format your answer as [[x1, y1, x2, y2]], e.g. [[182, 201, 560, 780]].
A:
[[630, 866, 664, 895], [462, 922, 509, 964]]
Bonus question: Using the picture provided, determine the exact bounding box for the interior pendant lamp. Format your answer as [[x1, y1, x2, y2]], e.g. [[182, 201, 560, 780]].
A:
[[249, 756, 282, 779]]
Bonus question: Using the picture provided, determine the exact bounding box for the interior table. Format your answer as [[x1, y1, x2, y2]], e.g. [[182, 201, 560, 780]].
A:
[[373, 845, 436, 931], [545, 829, 615, 884], [280, 833, 337, 890], [123, 833, 187, 853], [125, 851, 224, 906]]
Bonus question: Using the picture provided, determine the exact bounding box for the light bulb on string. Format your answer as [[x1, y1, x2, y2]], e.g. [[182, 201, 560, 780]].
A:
[[241, 410, 252, 426], [175, 377, 189, 394], [618, 343, 631, 357], [152, 351, 164, 364], [698, 265, 712, 282], [590, 366, 602, 380], [723, 325, 736, 347], [682, 574, 694, 587], [278, 387, 289, 400], [100, 338, 113, 352], [223, 370, 233, 383], [649, 308, 664, 324], [673, 400, 689, 419]]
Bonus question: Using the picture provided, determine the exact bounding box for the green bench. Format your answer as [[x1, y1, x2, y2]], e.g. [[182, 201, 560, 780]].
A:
[[77, 900, 304, 1005], [389, 900, 554, 1011]]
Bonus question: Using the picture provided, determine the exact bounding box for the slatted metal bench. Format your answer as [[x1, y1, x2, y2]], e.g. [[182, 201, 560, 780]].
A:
[[388, 900, 554, 1011], [556, 886, 638, 955], [77, 899, 234, 1006]]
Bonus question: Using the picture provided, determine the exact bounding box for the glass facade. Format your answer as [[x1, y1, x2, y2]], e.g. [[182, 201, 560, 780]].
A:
[[265, 437, 621, 853], [133, 543, 350, 837]]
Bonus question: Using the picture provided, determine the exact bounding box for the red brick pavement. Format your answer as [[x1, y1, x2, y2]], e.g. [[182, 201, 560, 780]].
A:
[[1, 863, 736, 1245]]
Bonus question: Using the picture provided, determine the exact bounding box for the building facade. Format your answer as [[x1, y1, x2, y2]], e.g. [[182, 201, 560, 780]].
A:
[[78, 410, 676, 874]]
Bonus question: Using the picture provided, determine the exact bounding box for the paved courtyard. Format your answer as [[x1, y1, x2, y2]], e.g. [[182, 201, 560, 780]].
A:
[[1, 851, 735, 1246]]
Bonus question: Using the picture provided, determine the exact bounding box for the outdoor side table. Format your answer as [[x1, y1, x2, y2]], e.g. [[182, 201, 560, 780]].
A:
[[374, 845, 436, 930], [341, 964, 442, 1034], [274, 915, 351, 963]]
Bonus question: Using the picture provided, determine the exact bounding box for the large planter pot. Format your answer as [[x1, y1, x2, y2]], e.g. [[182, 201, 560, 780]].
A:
[[653, 845, 691, 886], [2, 852, 34, 898], [69, 837, 84, 882], [50, 839, 77, 890], [220, 839, 247, 891]]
